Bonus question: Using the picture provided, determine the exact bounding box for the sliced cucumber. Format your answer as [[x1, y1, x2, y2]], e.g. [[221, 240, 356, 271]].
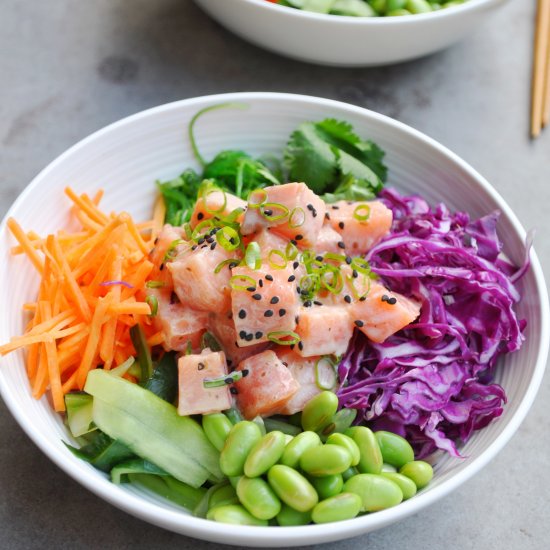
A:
[[65, 392, 96, 438], [85, 370, 222, 487]]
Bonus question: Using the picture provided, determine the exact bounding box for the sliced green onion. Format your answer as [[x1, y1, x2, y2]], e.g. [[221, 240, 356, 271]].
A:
[[347, 272, 371, 300], [324, 253, 347, 265], [214, 258, 239, 274], [163, 239, 184, 262], [260, 202, 289, 222], [267, 331, 301, 345], [306, 259, 325, 272], [288, 207, 305, 228], [230, 274, 257, 291], [183, 222, 193, 241], [145, 295, 158, 317], [321, 267, 344, 294], [268, 249, 287, 270], [203, 371, 243, 388], [222, 207, 245, 224], [201, 331, 222, 352], [110, 357, 136, 378], [300, 273, 320, 296], [353, 204, 371, 222], [201, 184, 227, 215], [351, 257, 371, 275], [244, 242, 262, 270], [191, 219, 215, 241], [216, 226, 240, 251], [285, 242, 299, 261], [247, 188, 268, 209], [185, 341, 193, 356], [145, 280, 166, 289], [315, 357, 337, 390]]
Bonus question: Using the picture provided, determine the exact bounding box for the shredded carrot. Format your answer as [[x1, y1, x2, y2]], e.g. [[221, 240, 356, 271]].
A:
[[0, 187, 160, 410]]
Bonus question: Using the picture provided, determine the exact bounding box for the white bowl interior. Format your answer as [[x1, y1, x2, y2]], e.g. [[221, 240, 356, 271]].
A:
[[0, 93, 547, 547]]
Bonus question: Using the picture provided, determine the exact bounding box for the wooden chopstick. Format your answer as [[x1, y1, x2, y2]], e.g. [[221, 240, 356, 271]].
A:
[[531, 0, 550, 138]]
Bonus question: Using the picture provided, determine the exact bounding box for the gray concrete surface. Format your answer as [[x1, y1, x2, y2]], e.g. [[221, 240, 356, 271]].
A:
[[0, 0, 549, 548]]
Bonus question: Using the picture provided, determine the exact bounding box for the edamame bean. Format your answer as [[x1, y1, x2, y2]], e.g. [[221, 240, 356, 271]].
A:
[[264, 417, 302, 436], [381, 472, 417, 500], [300, 445, 353, 476], [284, 434, 294, 445], [370, 0, 387, 14], [387, 8, 411, 15], [311, 493, 362, 524], [229, 476, 241, 489], [220, 421, 262, 477], [301, 391, 339, 433], [343, 474, 403, 512], [237, 477, 281, 520], [406, 0, 432, 13], [207, 504, 268, 526], [280, 431, 321, 468], [381, 463, 397, 473], [326, 433, 361, 466], [375, 431, 415, 468], [209, 483, 239, 509], [244, 430, 286, 478], [387, 0, 407, 9], [203, 413, 233, 452], [399, 460, 433, 489], [311, 474, 344, 499], [346, 426, 383, 474], [342, 466, 358, 481], [276, 504, 312, 526], [268, 465, 319, 512]]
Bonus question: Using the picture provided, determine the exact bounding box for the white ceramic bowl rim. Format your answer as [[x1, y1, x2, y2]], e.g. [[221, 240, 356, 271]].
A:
[[242, 0, 504, 24], [0, 92, 548, 546]]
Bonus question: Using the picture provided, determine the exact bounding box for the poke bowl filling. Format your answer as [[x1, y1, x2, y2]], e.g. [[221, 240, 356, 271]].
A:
[[0, 106, 527, 526]]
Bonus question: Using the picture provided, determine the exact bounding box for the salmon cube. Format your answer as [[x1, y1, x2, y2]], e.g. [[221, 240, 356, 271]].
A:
[[295, 305, 353, 357], [235, 350, 299, 419], [148, 224, 187, 285], [149, 289, 208, 352], [327, 200, 392, 255], [207, 311, 270, 367], [274, 349, 322, 415], [190, 191, 246, 228], [313, 224, 342, 255], [168, 242, 241, 313], [318, 265, 372, 307], [351, 282, 421, 343], [231, 265, 299, 347], [178, 350, 232, 416], [240, 182, 326, 248], [248, 229, 288, 257]]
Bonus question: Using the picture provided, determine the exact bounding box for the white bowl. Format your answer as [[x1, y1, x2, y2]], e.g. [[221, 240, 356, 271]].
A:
[[194, 0, 508, 66], [0, 92, 548, 547]]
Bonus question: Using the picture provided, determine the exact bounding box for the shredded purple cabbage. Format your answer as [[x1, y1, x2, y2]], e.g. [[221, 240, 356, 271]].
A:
[[337, 188, 528, 458]]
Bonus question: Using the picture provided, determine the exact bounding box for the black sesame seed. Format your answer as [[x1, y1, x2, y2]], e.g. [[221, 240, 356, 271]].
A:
[[359, 296, 367, 301], [325, 212, 331, 220], [337, 241, 346, 249], [314, 301, 323, 306], [191, 245, 197, 251], [270, 296, 280, 304], [279, 308, 287, 317], [332, 205, 340, 210], [200, 245, 207, 249], [282, 362, 288, 367], [295, 234, 304, 241], [242, 369, 249, 377], [224, 377, 233, 385], [290, 344, 295, 350], [344, 295, 352, 304], [354, 320, 364, 328], [246, 286, 257, 292], [210, 242, 217, 250], [197, 362, 205, 371], [304, 300, 312, 307], [239, 331, 246, 338], [154, 237, 159, 245], [352, 270, 358, 278], [381, 294, 390, 303], [265, 274, 274, 281], [293, 261, 299, 269], [388, 297, 397, 305], [306, 204, 314, 211], [264, 310, 274, 317], [230, 387, 238, 395], [229, 237, 236, 245], [197, 237, 205, 245], [259, 279, 264, 288], [252, 294, 262, 300], [297, 286, 301, 294], [255, 331, 263, 339], [312, 209, 317, 218], [301, 289, 309, 296], [263, 209, 273, 216], [206, 236, 214, 244], [295, 315, 300, 324], [298, 341, 304, 351], [315, 255, 323, 262], [197, 212, 204, 220], [288, 275, 296, 282], [159, 263, 165, 271], [229, 261, 239, 269], [245, 333, 254, 341], [338, 221, 345, 229], [345, 256, 352, 265], [238, 309, 246, 319]]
